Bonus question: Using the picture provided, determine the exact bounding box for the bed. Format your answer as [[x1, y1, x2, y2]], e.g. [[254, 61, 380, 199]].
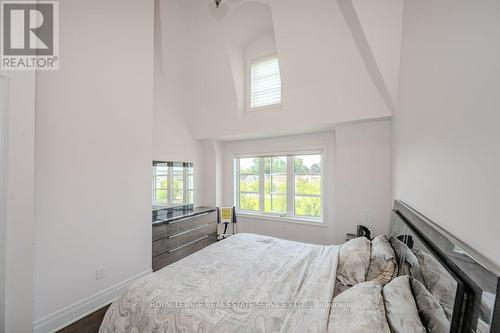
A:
[[99, 201, 500, 333]]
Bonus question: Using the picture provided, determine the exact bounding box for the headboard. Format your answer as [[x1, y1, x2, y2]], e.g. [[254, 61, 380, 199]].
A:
[[391, 200, 500, 333]]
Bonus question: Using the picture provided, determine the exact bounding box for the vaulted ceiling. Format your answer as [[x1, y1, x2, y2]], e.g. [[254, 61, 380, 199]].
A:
[[156, 0, 403, 140]]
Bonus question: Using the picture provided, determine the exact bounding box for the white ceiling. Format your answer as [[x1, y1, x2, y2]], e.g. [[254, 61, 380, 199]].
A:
[[223, 2, 274, 48]]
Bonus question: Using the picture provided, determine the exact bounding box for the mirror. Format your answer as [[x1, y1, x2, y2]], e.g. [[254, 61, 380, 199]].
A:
[[152, 161, 194, 209]]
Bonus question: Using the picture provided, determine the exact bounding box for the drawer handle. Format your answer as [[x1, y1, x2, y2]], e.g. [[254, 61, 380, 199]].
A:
[[168, 223, 212, 239], [168, 212, 210, 225], [168, 236, 209, 253]]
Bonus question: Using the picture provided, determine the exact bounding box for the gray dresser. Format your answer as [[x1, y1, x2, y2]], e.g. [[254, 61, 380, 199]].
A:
[[152, 207, 217, 272]]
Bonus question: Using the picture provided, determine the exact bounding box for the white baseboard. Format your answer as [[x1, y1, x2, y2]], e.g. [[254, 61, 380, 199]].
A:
[[33, 269, 152, 333]]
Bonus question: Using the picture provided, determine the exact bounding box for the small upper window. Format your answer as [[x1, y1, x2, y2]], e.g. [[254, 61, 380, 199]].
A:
[[250, 55, 281, 109]]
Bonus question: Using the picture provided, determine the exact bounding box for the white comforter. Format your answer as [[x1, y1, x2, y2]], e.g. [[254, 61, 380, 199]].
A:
[[100, 233, 340, 333]]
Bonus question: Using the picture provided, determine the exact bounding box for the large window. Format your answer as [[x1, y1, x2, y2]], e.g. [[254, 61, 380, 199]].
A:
[[153, 161, 194, 206], [235, 152, 323, 221], [250, 55, 281, 109]]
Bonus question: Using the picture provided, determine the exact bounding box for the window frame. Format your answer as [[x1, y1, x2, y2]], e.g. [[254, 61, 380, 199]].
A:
[[234, 150, 325, 224], [266, 156, 288, 214], [187, 165, 194, 205], [238, 157, 261, 212], [246, 53, 282, 112]]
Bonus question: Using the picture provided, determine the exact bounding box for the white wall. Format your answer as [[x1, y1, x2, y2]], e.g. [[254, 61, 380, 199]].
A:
[[154, 0, 198, 162], [33, 1, 154, 331], [197, 140, 220, 207], [335, 120, 392, 239], [153, 0, 209, 206], [0, 71, 36, 333], [394, 0, 500, 266], [221, 120, 392, 245]]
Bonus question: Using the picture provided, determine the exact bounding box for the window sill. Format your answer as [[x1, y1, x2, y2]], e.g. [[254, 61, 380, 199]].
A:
[[246, 103, 282, 113], [236, 211, 326, 228]]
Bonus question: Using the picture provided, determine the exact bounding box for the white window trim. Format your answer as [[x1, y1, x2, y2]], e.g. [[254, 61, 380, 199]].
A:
[[246, 53, 282, 113], [237, 211, 328, 228], [234, 149, 326, 224]]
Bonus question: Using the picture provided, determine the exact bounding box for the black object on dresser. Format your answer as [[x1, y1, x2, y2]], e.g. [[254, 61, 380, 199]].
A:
[[152, 206, 217, 272]]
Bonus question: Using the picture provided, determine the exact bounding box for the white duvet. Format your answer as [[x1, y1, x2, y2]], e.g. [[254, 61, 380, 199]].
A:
[[99, 233, 340, 333]]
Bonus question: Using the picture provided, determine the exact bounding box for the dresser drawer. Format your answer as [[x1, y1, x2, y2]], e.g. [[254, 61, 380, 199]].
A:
[[152, 235, 216, 272], [177, 223, 214, 246], [152, 237, 178, 257], [207, 221, 217, 234], [152, 223, 178, 242], [176, 211, 216, 233]]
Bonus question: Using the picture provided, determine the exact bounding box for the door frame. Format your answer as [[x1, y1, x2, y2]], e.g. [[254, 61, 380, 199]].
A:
[[0, 76, 8, 333]]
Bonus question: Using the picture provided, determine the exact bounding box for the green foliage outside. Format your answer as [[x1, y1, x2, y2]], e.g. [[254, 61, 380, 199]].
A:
[[154, 175, 193, 205], [240, 193, 259, 211], [295, 175, 321, 195], [295, 196, 321, 217], [155, 178, 168, 204]]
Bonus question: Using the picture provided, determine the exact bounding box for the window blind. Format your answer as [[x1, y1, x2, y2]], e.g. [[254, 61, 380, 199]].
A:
[[251, 56, 281, 108]]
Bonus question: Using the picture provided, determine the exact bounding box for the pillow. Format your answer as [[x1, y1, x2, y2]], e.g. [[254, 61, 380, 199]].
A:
[[413, 249, 457, 320], [389, 236, 420, 277], [366, 235, 397, 286], [382, 276, 426, 333], [336, 237, 371, 288], [329, 281, 390, 333], [409, 276, 450, 333], [333, 280, 351, 298]]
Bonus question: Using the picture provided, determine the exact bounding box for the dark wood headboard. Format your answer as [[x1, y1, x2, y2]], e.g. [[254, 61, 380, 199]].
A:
[[392, 200, 500, 333]]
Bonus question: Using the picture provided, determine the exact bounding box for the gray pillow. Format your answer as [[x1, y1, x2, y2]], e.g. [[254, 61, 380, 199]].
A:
[[366, 235, 397, 286], [382, 276, 427, 333], [413, 249, 457, 320], [409, 276, 450, 333], [333, 280, 351, 298], [336, 237, 371, 288], [329, 281, 390, 333], [389, 236, 420, 277]]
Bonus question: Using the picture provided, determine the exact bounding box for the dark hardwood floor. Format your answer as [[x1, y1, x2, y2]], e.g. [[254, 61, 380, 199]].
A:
[[57, 304, 110, 333]]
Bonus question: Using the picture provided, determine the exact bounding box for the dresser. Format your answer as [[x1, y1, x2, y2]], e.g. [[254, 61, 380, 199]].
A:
[[152, 206, 217, 272]]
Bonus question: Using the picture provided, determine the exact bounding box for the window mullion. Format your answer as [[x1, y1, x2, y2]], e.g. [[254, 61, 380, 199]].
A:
[[235, 159, 240, 209], [259, 158, 265, 212], [152, 166, 157, 204], [167, 166, 173, 205], [287, 155, 294, 217], [183, 167, 188, 204]]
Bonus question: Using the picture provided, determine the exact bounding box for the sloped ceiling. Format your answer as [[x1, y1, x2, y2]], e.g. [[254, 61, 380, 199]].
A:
[[346, 0, 403, 111], [221, 2, 277, 116], [224, 2, 274, 48], [157, 0, 402, 140]]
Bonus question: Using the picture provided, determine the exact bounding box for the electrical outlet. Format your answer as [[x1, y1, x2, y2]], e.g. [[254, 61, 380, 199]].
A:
[[96, 266, 107, 280]]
